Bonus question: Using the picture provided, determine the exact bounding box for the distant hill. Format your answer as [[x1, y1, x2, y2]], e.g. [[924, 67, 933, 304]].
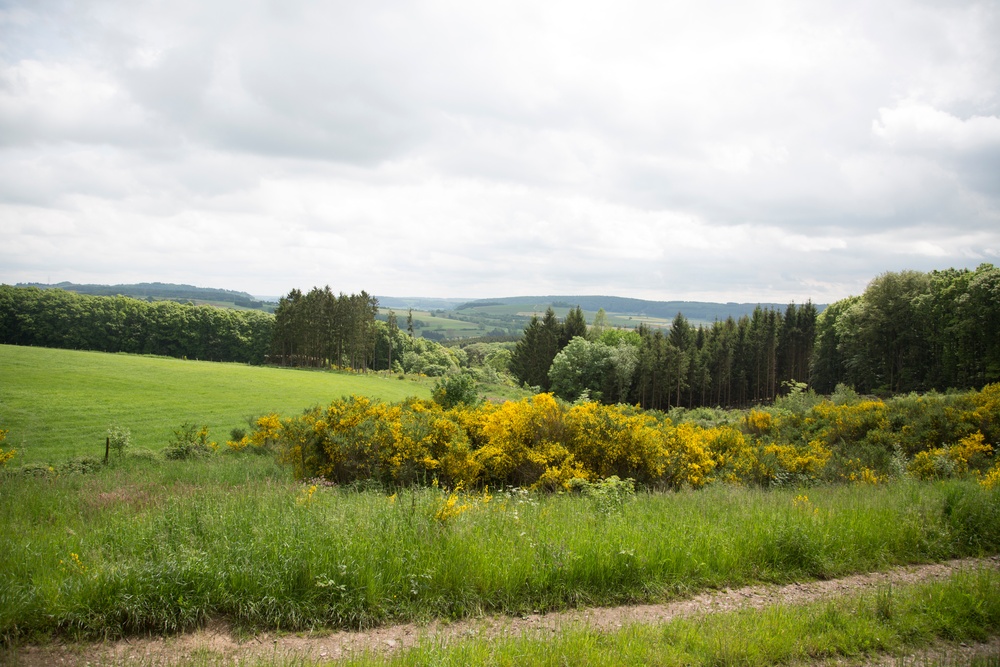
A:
[[18, 282, 276, 312], [398, 295, 826, 340], [13, 283, 823, 337], [375, 296, 470, 311], [454, 295, 823, 322]]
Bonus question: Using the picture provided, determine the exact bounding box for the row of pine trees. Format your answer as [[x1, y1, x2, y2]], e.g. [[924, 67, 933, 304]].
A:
[[510, 263, 1000, 408], [269, 287, 380, 370], [510, 303, 817, 410]]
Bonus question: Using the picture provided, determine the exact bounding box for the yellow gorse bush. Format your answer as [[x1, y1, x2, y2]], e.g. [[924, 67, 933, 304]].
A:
[[982, 462, 1000, 490], [909, 431, 993, 480], [240, 384, 999, 491], [0, 428, 14, 467], [743, 409, 773, 436]]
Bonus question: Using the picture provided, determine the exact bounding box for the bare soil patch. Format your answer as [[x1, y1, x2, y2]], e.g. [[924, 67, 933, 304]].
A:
[[11, 556, 1000, 666]]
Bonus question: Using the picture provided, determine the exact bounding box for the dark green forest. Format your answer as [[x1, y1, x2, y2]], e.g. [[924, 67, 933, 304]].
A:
[[16, 281, 274, 310], [269, 287, 380, 370], [0, 286, 273, 364], [510, 264, 1000, 408]]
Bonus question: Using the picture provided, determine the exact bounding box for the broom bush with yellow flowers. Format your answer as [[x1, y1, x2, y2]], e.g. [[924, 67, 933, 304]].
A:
[[228, 383, 1000, 491]]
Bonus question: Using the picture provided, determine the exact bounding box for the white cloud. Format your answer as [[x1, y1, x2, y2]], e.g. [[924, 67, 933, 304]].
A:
[[873, 103, 1000, 153], [1, 0, 1000, 303]]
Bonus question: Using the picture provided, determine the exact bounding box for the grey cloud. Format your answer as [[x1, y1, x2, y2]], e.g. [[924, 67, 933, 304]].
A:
[[2, 0, 1000, 302]]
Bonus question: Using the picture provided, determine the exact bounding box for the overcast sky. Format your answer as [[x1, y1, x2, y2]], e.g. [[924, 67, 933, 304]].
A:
[[1, 0, 998, 303]]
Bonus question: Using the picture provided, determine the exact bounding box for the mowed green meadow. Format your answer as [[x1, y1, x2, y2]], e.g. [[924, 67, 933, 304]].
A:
[[0, 344, 431, 463]]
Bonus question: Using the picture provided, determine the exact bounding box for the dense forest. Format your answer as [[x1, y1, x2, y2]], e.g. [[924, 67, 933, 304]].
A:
[[511, 264, 1000, 408], [16, 281, 273, 310], [269, 287, 381, 370], [511, 303, 817, 409], [0, 285, 273, 364], [3, 263, 998, 406], [812, 266, 1000, 394]]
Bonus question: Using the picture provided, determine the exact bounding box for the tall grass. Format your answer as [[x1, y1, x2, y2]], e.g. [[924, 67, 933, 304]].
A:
[[2, 455, 999, 644], [0, 344, 430, 462]]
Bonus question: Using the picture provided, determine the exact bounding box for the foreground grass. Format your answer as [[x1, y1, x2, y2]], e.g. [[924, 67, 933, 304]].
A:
[[2, 454, 999, 645], [0, 344, 430, 462], [7, 564, 998, 666], [343, 567, 1000, 667]]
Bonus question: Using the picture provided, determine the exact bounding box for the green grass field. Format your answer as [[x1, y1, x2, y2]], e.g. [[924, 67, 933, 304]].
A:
[[0, 345, 430, 463], [2, 457, 999, 645], [3, 343, 1000, 663]]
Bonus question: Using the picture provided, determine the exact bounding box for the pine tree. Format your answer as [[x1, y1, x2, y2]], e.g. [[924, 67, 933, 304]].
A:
[[561, 306, 587, 346]]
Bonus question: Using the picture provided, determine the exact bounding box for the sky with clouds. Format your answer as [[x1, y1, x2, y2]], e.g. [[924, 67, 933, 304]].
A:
[[1, 0, 998, 303]]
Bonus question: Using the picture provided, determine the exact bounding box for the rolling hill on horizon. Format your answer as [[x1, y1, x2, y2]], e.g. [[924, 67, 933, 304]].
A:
[[14, 282, 825, 340]]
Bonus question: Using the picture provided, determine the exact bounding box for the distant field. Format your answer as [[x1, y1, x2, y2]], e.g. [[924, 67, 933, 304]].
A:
[[382, 309, 495, 339], [0, 345, 431, 462]]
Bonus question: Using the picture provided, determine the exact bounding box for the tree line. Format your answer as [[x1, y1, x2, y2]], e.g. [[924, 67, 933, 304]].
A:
[[0, 284, 467, 376], [511, 303, 817, 409], [4, 263, 997, 402], [812, 264, 1000, 394], [269, 287, 380, 369], [0, 285, 273, 363], [510, 264, 999, 408]]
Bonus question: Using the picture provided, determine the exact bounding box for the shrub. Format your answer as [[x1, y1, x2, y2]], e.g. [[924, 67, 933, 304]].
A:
[[242, 385, 999, 493], [106, 423, 132, 457], [474, 393, 582, 489], [227, 414, 280, 454], [431, 373, 481, 409], [576, 475, 636, 514], [272, 397, 479, 487], [0, 427, 14, 468], [164, 423, 217, 460], [909, 431, 993, 480]]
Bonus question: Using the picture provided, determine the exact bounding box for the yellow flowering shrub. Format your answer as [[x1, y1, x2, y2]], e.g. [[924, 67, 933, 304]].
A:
[[746, 439, 832, 485], [270, 396, 479, 487], [743, 409, 773, 436], [565, 402, 664, 484], [706, 427, 754, 483], [660, 422, 718, 489], [982, 461, 1000, 490], [806, 399, 888, 446], [966, 383, 1000, 443], [909, 431, 993, 480], [248, 387, 998, 491], [474, 394, 573, 488], [0, 428, 14, 467], [229, 413, 283, 452]]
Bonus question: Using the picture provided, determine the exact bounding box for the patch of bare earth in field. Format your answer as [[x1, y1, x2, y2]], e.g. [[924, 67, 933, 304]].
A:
[[11, 556, 1000, 666]]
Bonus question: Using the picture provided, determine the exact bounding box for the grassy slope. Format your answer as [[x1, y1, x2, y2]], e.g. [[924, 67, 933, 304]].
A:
[[0, 344, 430, 462]]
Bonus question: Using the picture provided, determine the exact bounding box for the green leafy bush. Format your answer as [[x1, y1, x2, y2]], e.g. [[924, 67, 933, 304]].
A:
[[432, 372, 481, 409], [163, 423, 217, 460], [106, 423, 132, 457]]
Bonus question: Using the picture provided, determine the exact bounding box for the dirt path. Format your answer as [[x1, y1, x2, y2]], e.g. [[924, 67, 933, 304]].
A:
[[11, 556, 1000, 666]]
